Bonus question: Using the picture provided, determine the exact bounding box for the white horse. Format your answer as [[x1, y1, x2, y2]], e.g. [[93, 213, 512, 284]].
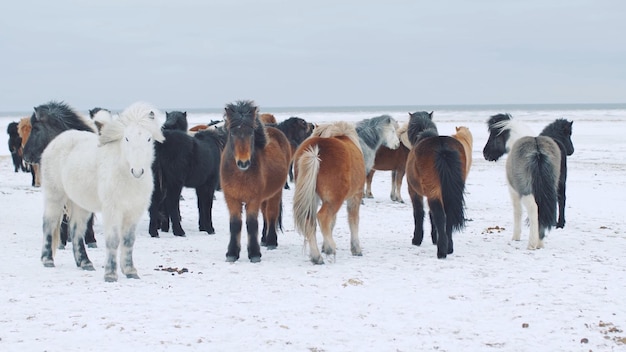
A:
[[40, 102, 165, 282]]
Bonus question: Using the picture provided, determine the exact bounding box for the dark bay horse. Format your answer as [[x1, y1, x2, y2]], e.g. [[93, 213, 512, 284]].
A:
[[220, 100, 292, 262], [483, 114, 574, 249], [406, 127, 467, 259], [293, 122, 365, 264], [22, 101, 99, 248]]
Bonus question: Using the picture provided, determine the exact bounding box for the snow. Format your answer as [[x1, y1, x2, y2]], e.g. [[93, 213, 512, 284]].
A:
[[1, 107, 625, 352]]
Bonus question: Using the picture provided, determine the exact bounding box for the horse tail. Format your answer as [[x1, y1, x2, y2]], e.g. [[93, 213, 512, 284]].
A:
[[530, 144, 558, 236], [434, 141, 466, 231], [293, 145, 320, 243]]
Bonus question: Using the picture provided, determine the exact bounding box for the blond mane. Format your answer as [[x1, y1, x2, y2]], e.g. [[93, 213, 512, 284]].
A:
[[312, 121, 362, 153], [452, 126, 473, 177]]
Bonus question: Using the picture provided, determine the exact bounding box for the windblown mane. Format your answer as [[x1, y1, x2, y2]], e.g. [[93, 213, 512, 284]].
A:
[[355, 115, 398, 149], [17, 117, 31, 145], [224, 100, 268, 149], [32, 101, 96, 133], [488, 113, 534, 150], [99, 102, 165, 146], [312, 121, 362, 153], [397, 122, 411, 149]]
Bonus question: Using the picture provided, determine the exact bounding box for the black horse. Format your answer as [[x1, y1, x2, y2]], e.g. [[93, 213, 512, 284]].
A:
[[162, 111, 189, 131], [7, 122, 28, 172], [148, 127, 225, 237], [23, 101, 99, 248], [266, 116, 315, 189]]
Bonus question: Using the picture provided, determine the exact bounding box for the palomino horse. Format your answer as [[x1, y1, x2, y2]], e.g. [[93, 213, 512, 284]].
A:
[[483, 114, 574, 249], [406, 123, 467, 259], [365, 121, 411, 202], [39, 102, 164, 281], [220, 100, 292, 262], [451, 126, 473, 179], [292, 122, 365, 264]]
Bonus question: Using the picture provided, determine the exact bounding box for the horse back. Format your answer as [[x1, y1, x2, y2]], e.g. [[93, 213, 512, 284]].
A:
[[297, 135, 365, 199]]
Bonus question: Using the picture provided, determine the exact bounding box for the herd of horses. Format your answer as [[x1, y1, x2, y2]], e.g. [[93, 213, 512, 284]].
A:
[[6, 100, 574, 281]]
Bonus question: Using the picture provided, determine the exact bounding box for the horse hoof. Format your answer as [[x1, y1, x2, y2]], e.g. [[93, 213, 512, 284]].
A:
[[310, 257, 324, 265], [411, 239, 422, 246], [126, 273, 140, 279], [58, 244, 66, 250], [87, 242, 97, 248], [104, 276, 118, 283], [42, 260, 55, 268], [437, 252, 447, 259], [225, 256, 238, 263], [174, 233, 186, 237], [82, 263, 95, 271], [249, 256, 261, 263], [150, 234, 160, 238]]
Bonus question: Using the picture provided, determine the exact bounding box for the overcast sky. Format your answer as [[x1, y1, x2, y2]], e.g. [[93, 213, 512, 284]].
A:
[[1, 0, 624, 111]]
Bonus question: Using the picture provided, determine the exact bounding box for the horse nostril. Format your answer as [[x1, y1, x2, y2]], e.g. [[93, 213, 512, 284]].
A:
[[236, 160, 250, 170], [131, 168, 145, 178]]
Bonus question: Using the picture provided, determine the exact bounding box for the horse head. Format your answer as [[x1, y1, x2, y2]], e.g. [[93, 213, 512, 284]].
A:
[[482, 113, 512, 162], [23, 101, 95, 164], [540, 118, 574, 156], [163, 111, 188, 132], [101, 102, 165, 179], [224, 100, 267, 171], [380, 115, 401, 150], [407, 111, 437, 145]]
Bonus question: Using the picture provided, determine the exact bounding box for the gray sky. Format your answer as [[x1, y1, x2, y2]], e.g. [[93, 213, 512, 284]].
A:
[[1, 0, 624, 111]]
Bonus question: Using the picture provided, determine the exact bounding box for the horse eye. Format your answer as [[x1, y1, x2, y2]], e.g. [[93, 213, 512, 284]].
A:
[[147, 137, 152, 142], [125, 137, 129, 142]]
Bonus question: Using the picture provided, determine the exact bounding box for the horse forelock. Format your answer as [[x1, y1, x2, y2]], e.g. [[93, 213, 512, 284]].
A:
[[356, 115, 397, 149], [224, 100, 268, 150], [100, 102, 165, 145]]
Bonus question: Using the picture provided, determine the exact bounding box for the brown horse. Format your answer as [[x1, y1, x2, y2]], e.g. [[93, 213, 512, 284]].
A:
[[451, 126, 473, 179], [406, 128, 467, 259], [220, 101, 292, 262], [293, 122, 365, 264], [259, 113, 277, 124], [364, 122, 411, 202], [17, 116, 41, 187]]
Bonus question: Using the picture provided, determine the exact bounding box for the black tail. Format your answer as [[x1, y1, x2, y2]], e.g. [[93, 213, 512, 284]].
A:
[[530, 151, 558, 237], [434, 141, 466, 231]]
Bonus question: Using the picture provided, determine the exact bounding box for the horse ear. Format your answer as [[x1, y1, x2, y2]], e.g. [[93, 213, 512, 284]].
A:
[[148, 111, 155, 119], [429, 111, 434, 119], [183, 111, 187, 116]]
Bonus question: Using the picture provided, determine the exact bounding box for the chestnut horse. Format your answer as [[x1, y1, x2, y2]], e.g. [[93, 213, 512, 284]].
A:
[[17, 117, 40, 187], [259, 113, 277, 124], [220, 100, 292, 262], [365, 122, 411, 202], [406, 127, 467, 259], [293, 122, 365, 264]]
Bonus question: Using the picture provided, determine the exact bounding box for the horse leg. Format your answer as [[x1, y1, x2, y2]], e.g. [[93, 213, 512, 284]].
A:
[[261, 193, 282, 249], [364, 170, 375, 198], [522, 195, 541, 250], [166, 185, 185, 236], [317, 201, 339, 261], [556, 174, 566, 229], [409, 192, 425, 246], [346, 195, 362, 256], [103, 219, 121, 282], [429, 211, 438, 245], [68, 207, 95, 270], [428, 200, 448, 259], [197, 185, 216, 234], [508, 186, 523, 242], [394, 168, 406, 203], [60, 213, 69, 249], [225, 201, 243, 262], [120, 224, 140, 279], [85, 214, 97, 248], [41, 201, 65, 267], [245, 203, 262, 262]]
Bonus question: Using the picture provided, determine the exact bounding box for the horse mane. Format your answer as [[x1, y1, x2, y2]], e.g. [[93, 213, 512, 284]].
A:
[[416, 128, 439, 144], [33, 101, 96, 133], [540, 118, 572, 141], [99, 102, 165, 146], [355, 115, 397, 149], [397, 122, 411, 149], [312, 121, 362, 153], [408, 111, 437, 145], [224, 100, 268, 149], [488, 113, 534, 148]]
